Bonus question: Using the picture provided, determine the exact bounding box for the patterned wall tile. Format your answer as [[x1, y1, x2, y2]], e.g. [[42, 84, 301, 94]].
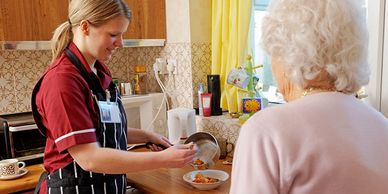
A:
[[162, 43, 194, 108], [122, 43, 198, 109], [191, 43, 212, 108], [0, 51, 15, 72], [0, 70, 15, 92], [0, 50, 51, 115], [0, 92, 17, 115], [106, 48, 130, 83], [126, 47, 164, 95], [0, 42, 238, 156], [12, 50, 51, 70], [0, 42, 212, 115], [14, 69, 42, 92], [0, 51, 23, 64], [15, 92, 32, 113], [125, 48, 138, 62]]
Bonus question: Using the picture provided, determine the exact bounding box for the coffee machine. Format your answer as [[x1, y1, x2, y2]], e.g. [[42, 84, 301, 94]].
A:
[[207, 75, 223, 115]]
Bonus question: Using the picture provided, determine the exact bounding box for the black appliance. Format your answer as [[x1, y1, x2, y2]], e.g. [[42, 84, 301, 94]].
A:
[[0, 112, 45, 165], [207, 75, 223, 115]]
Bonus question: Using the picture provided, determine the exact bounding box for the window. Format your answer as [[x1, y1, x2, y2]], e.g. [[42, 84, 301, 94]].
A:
[[252, 0, 280, 103], [251, 0, 383, 111], [366, 0, 388, 116]]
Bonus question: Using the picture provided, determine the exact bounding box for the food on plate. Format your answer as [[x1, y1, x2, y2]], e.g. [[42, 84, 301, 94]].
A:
[[193, 172, 219, 184], [191, 159, 208, 170]]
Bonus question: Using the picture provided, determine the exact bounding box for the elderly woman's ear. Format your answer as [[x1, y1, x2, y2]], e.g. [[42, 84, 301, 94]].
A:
[[270, 57, 286, 91], [270, 57, 302, 102]]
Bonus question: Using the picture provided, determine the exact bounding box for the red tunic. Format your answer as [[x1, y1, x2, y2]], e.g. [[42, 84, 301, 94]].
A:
[[35, 42, 112, 173]]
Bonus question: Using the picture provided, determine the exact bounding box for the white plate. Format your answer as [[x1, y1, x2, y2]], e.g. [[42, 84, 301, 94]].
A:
[[0, 168, 29, 180], [183, 169, 229, 190]]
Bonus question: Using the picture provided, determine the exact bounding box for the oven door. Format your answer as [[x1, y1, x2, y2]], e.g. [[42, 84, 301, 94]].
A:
[[8, 124, 45, 164]]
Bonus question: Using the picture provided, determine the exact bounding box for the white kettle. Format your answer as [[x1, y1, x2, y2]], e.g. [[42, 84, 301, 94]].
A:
[[167, 108, 197, 144]]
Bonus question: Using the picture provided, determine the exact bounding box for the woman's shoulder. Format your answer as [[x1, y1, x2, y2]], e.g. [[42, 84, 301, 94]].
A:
[[241, 96, 324, 135], [42, 56, 88, 90], [241, 103, 293, 135], [246, 102, 296, 124], [244, 92, 384, 133]]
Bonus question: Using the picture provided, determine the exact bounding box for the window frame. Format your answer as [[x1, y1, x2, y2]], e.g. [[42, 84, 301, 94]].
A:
[[367, 0, 386, 116]]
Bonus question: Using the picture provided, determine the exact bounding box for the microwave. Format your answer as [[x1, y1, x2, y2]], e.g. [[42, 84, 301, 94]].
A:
[[0, 112, 45, 165]]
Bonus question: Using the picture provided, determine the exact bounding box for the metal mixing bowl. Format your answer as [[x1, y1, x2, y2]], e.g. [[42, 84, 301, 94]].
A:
[[184, 132, 221, 169]]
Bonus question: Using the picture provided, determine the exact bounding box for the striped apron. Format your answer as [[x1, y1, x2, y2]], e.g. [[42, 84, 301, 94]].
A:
[[32, 48, 128, 194]]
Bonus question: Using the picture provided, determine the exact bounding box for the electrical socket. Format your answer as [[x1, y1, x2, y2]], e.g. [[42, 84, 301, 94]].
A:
[[167, 59, 178, 74], [155, 58, 168, 74]]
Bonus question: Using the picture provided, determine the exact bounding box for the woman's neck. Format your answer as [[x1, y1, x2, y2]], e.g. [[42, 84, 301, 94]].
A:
[[302, 87, 336, 97], [84, 56, 95, 67], [72, 40, 97, 74], [80, 53, 97, 75], [281, 83, 304, 102], [285, 86, 337, 102]]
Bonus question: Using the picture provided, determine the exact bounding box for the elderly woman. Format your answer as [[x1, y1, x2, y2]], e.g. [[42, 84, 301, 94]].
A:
[[230, 0, 388, 193]]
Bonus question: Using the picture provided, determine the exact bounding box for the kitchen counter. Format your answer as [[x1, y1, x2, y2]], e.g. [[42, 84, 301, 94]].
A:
[[0, 147, 232, 194], [0, 164, 45, 193], [126, 147, 232, 193], [127, 158, 232, 194]]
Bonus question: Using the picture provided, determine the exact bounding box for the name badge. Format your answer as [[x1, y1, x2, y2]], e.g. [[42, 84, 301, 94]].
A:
[[97, 101, 121, 123]]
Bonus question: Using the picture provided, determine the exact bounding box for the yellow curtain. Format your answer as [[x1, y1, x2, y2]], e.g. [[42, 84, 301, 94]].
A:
[[211, 0, 252, 113]]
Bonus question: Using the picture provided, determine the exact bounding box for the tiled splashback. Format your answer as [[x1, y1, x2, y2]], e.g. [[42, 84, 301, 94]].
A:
[[0, 50, 51, 114], [191, 43, 212, 108], [0, 42, 211, 115]]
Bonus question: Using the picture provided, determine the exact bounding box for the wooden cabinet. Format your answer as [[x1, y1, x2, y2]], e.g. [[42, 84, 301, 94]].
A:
[[124, 0, 166, 39], [0, 0, 68, 41], [0, 0, 166, 41]]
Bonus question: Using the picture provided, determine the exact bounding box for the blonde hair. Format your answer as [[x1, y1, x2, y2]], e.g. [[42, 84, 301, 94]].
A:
[[51, 0, 131, 61], [261, 0, 369, 93]]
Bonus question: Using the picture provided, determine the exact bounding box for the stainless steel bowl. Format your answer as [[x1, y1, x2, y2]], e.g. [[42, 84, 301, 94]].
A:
[[184, 132, 221, 169]]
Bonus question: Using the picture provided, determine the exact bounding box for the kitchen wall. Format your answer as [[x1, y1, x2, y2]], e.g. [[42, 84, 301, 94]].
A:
[[0, 50, 50, 114], [0, 0, 212, 115], [165, 0, 212, 109], [0, 43, 211, 115]]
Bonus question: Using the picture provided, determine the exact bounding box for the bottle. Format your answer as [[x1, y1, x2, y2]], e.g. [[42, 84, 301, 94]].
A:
[[201, 93, 212, 117], [198, 83, 205, 116]]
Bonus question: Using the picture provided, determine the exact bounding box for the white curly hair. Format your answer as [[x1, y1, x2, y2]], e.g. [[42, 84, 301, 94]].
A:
[[261, 0, 369, 94]]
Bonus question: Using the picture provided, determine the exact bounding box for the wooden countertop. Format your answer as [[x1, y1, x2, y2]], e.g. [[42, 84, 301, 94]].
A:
[[0, 148, 232, 194], [127, 161, 232, 194], [126, 159, 232, 194], [0, 164, 45, 193], [126, 147, 232, 194]]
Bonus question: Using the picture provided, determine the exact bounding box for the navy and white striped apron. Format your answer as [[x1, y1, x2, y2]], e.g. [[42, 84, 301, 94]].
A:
[[32, 48, 128, 194]]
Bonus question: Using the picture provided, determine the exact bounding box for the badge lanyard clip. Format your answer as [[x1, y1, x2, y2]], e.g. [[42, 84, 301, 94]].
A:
[[106, 89, 111, 103]]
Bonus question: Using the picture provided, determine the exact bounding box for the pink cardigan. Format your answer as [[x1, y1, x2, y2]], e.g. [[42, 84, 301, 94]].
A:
[[230, 92, 388, 194]]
